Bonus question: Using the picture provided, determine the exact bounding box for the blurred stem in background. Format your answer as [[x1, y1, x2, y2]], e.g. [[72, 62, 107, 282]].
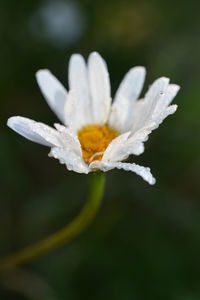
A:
[[0, 172, 105, 271]]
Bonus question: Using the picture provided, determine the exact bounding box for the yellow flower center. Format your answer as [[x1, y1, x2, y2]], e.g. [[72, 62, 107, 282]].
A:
[[78, 124, 119, 164]]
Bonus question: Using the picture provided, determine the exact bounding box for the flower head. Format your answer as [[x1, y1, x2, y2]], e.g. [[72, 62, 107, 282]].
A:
[[7, 52, 180, 185]]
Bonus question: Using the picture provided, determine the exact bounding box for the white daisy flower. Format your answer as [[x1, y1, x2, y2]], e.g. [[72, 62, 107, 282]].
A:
[[7, 52, 180, 185]]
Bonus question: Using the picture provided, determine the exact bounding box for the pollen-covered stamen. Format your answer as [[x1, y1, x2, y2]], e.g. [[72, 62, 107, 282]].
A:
[[78, 125, 119, 164]]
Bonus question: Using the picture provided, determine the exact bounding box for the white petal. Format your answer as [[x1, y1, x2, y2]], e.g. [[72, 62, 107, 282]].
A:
[[64, 90, 82, 133], [133, 77, 170, 132], [109, 67, 146, 132], [90, 161, 156, 185], [36, 70, 68, 124], [68, 54, 92, 126], [145, 77, 170, 99], [88, 52, 111, 124], [111, 79, 179, 158], [54, 123, 82, 156], [50, 147, 90, 174], [7, 116, 61, 147], [102, 132, 131, 162], [124, 104, 178, 157], [155, 84, 180, 113], [115, 67, 146, 103]]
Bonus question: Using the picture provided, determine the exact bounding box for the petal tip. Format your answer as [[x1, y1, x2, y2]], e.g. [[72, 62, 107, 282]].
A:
[[170, 104, 178, 113], [88, 51, 105, 64], [7, 116, 23, 129], [149, 177, 156, 185], [90, 51, 100, 57], [35, 69, 51, 81], [69, 53, 84, 64], [155, 76, 170, 85], [7, 116, 15, 129], [134, 66, 146, 74], [170, 84, 181, 94]]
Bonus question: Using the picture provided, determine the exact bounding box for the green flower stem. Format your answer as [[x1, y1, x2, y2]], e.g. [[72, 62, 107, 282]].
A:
[[0, 172, 105, 271]]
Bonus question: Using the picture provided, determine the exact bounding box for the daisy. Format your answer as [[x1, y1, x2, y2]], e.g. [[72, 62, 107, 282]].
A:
[[7, 52, 180, 185]]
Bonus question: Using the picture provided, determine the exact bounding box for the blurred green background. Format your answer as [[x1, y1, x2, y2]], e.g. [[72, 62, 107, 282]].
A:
[[0, 0, 200, 299]]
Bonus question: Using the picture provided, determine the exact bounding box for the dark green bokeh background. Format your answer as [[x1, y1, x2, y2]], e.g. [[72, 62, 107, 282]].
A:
[[0, 0, 200, 299]]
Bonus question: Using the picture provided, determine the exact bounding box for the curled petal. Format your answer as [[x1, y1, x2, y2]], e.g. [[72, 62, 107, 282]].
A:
[[102, 132, 131, 162], [54, 123, 82, 156], [124, 104, 178, 157], [90, 161, 156, 185], [50, 147, 90, 174]]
